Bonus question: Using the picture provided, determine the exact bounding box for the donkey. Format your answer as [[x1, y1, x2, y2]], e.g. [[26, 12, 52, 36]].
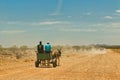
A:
[[52, 49, 62, 66]]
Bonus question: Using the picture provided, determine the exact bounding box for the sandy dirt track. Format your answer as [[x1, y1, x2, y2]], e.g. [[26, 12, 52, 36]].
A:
[[0, 50, 120, 80]]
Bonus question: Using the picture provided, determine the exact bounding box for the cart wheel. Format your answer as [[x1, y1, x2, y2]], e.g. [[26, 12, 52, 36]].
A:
[[53, 59, 57, 67], [35, 61, 39, 67]]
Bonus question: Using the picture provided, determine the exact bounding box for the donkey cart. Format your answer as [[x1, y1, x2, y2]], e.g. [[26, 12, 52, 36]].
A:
[[35, 53, 57, 68]]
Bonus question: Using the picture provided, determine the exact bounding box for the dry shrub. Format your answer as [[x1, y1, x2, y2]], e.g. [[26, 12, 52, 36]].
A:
[[23, 59, 34, 62], [112, 49, 120, 53], [15, 52, 23, 59]]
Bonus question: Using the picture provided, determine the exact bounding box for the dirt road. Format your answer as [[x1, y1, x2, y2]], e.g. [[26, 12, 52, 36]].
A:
[[0, 50, 120, 80]]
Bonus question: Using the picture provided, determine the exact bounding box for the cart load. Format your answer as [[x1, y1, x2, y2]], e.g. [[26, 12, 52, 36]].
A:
[[35, 52, 57, 68]]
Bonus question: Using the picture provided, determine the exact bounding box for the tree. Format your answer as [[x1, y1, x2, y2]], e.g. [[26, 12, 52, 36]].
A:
[[72, 46, 80, 51], [20, 45, 28, 53], [0, 44, 3, 51], [9, 45, 18, 53]]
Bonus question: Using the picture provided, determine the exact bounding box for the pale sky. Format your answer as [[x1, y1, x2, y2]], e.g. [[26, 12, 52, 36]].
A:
[[0, 0, 120, 47]]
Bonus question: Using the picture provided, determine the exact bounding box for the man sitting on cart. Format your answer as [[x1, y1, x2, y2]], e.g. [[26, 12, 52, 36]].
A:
[[37, 41, 44, 54], [45, 42, 51, 66], [45, 42, 51, 54]]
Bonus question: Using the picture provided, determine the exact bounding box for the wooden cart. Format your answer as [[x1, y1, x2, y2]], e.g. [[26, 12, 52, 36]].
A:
[[35, 53, 57, 68]]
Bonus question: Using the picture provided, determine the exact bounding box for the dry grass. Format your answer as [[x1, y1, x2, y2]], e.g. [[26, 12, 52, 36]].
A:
[[111, 49, 120, 54], [0, 47, 120, 80]]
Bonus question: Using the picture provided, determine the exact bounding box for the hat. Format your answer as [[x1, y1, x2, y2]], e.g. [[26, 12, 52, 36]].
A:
[[47, 41, 49, 44]]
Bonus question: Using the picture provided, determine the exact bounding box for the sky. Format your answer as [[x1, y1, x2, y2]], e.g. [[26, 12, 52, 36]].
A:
[[0, 0, 120, 47]]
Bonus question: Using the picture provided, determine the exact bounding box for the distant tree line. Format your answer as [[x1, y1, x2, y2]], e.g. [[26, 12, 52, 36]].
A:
[[96, 44, 120, 49], [72, 44, 120, 50]]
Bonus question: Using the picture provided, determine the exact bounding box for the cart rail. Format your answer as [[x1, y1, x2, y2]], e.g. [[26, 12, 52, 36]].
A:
[[37, 53, 51, 60]]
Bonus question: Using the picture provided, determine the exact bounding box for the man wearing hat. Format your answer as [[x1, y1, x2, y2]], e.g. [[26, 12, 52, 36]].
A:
[[45, 42, 51, 54], [45, 42, 51, 66]]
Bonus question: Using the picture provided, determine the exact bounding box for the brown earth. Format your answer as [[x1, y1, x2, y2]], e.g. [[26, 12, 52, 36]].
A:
[[0, 49, 120, 80]]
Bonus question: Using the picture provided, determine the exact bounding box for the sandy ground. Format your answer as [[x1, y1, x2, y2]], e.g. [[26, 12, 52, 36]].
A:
[[0, 49, 120, 80]]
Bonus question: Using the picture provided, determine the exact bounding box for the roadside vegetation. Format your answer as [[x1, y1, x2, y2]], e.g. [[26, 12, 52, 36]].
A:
[[0, 44, 120, 60]]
